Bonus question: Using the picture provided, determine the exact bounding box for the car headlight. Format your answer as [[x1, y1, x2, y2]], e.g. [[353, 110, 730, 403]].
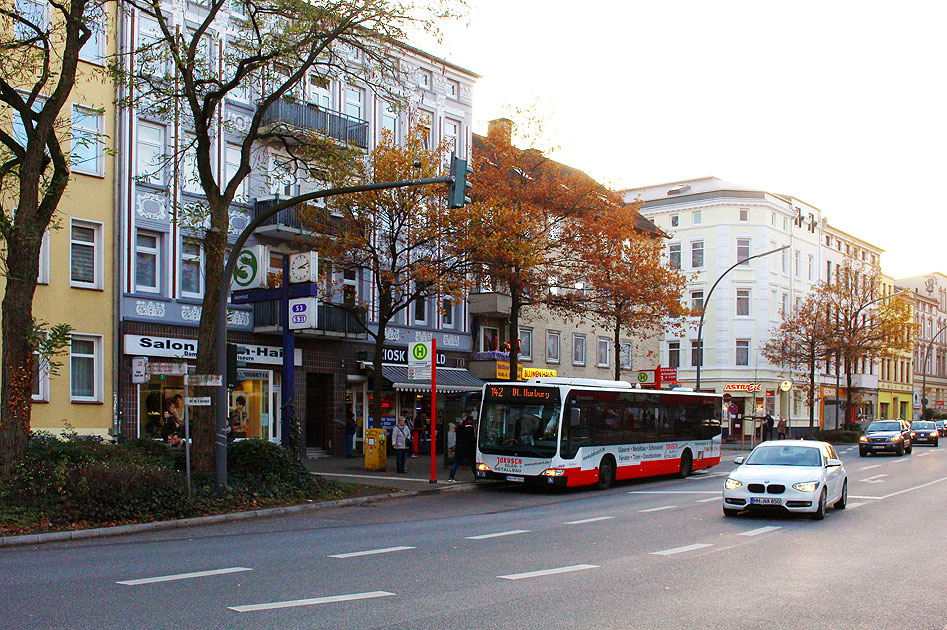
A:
[[725, 478, 743, 490], [859, 436, 868, 442], [792, 481, 820, 492], [541, 468, 565, 477], [891, 435, 902, 441], [931, 432, 939, 437]]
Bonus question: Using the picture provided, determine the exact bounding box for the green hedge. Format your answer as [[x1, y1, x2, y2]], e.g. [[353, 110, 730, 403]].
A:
[[813, 429, 862, 444]]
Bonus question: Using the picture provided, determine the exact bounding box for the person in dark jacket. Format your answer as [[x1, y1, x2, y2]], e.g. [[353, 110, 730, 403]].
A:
[[448, 415, 476, 482], [344, 411, 357, 458], [762, 413, 775, 442]]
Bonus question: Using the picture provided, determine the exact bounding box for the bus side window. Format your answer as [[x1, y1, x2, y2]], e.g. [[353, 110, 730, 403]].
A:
[[561, 403, 591, 459]]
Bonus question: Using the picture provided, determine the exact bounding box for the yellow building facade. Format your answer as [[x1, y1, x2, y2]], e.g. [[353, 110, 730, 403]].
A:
[[1, 3, 117, 437], [876, 275, 914, 421]]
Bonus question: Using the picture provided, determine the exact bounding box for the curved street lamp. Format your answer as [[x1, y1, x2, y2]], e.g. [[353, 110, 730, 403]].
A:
[[921, 321, 947, 419], [695, 245, 789, 391]]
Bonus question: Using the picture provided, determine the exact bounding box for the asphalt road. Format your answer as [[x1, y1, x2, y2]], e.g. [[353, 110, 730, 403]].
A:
[[4, 444, 947, 630]]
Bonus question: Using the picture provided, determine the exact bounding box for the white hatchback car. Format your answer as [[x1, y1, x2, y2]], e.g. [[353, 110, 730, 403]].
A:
[[722, 440, 847, 520]]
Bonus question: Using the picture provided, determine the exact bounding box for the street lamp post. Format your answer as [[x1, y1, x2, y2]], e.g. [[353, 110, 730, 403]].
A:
[[695, 245, 789, 391], [921, 322, 947, 419]]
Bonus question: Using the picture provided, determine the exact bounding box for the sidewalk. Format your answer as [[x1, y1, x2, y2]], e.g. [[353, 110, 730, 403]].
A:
[[302, 451, 478, 491]]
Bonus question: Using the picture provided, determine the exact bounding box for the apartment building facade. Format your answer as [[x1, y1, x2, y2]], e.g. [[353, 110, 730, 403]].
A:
[[898, 272, 947, 418]]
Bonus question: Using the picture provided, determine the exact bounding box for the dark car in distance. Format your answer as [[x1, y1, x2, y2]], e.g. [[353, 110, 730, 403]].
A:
[[859, 420, 913, 457], [910, 421, 940, 446], [935, 420, 947, 437]]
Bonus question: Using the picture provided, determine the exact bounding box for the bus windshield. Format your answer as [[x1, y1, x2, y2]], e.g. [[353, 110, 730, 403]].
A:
[[478, 401, 560, 458]]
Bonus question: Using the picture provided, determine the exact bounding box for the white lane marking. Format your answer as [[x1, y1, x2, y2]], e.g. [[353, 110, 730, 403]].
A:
[[498, 564, 598, 580], [858, 464, 881, 471], [629, 491, 720, 495], [695, 497, 720, 503], [849, 495, 883, 500], [685, 471, 729, 480], [229, 591, 394, 612], [465, 530, 530, 540], [328, 546, 415, 559], [876, 476, 947, 500], [916, 453, 930, 457], [859, 473, 888, 482], [638, 505, 676, 513], [890, 458, 909, 464], [738, 526, 782, 537], [564, 516, 614, 525], [650, 543, 713, 556], [117, 567, 252, 586], [847, 502, 866, 509], [840, 447, 856, 453]]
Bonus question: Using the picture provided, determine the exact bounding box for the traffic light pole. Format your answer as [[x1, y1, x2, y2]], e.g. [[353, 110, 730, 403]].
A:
[[214, 174, 465, 491]]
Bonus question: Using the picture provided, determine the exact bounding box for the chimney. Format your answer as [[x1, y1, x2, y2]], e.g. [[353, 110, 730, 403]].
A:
[[487, 118, 512, 146]]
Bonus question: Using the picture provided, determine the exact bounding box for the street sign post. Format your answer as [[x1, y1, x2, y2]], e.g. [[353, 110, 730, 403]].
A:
[[408, 341, 437, 483]]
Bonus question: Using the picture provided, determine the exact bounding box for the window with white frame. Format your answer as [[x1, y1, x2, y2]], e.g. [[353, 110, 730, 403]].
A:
[[70, 219, 101, 289], [620, 340, 633, 369], [668, 242, 681, 270], [135, 230, 161, 293], [739, 208, 749, 222], [180, 240, 203, 298], [519, 328, 533, 360], [670, 214, 679, 227], [71, 105, 101, 174], [268, 155, 297, 197], [794, 249, 801, 279], [808, 254, 815, 281], [736, 288, 751, 316], [546, 330, 560, 363], [413, 288, 427, 324], [70, 334, 101, 402], [781, 246, 788, 273], [381, 100, 398, 140], [481, 326, 499, 352], [417, 68, 432, 90], [32, 348, 49, 402], [444, 119, 460, 157], [78, 2, 106, 64], [308, 75, 330, 108], [224, 47, 250, 102], [668, 341, 680, 368], [737, 238, 750, 264], [446, 78, 459, 98], [342, 268, 357, 307], [136, 17, 168, 76], [441, 297, 454, 328], [38, 229, 50, 285], [418, 111, 433, 150], [572, 333, 586, 366], [691, 240, 704, 268], [782, 292, 789, 315], [345, 86, 363, 120], [181, 138, 203, 194], [691, 290, 704, 313], [692, 210, 701, 224], [597, 337, 610, 367], [225, 143, 249, 202], [736, 339, 750, 366], [690, 339, 703, 367], [136, 121, 165, 185], [15, 0, 47, 40]]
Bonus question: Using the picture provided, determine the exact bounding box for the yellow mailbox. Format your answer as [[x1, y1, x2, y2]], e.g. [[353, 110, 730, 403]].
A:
[[364, 428, 387, 471]]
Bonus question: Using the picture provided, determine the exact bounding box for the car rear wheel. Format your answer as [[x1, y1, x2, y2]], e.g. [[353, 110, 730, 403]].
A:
[[834, 479, 847, 509], [596, 456, 615, 490], [723, 507, 740, 517], [811, 488, 827, 520]]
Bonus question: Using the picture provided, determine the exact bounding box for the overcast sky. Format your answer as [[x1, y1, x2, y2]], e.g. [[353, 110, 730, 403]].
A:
[[416, 0, 946, 280]]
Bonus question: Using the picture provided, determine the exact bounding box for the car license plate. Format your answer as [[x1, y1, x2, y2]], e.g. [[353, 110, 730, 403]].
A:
[[506, 475, 525, 483], [873, 445, 885, 449], [750, 497, 781, 505]]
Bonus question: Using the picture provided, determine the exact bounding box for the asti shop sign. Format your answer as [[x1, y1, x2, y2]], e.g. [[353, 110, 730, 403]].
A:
[[124, 334, 302, 366], [724, 383, 763, 392]]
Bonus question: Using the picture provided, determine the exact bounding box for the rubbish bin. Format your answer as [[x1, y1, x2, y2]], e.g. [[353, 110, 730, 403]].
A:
[[364, 428, 387, 471]]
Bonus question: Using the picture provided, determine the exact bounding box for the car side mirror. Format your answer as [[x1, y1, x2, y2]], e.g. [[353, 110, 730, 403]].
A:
[[734, 456, 745, 465], [826, 458, 842, 468]]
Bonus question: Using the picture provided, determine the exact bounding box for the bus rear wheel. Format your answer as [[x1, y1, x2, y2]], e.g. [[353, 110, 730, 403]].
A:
[[596, 457, 616, 490], [677, 450, 693, 479]]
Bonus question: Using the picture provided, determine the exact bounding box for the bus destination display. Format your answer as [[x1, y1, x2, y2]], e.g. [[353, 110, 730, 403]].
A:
[[485, 385, 559, 404]]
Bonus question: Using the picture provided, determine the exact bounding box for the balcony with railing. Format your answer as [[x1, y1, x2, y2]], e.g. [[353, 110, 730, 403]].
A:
[[252, 301, 367, 338], [262, 99, 369, 149], [252, 198, 340, 239]]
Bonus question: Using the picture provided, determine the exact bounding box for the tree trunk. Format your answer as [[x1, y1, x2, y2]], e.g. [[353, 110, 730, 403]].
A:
[[845, 359, 855, 431], [508, 289, 521, 382], [612, 317, 622, 381]]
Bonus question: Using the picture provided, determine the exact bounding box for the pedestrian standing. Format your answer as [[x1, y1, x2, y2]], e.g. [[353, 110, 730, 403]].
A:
[[392, 416, 412, 474], [762, 413, 774, 442], [777, 417, 788, 440], [449, 415, 476, 482], [411, 411, 421, 458], [344, 411, 357, 459]]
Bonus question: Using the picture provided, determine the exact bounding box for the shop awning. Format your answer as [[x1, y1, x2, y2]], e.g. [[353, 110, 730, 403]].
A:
[[379, 364, 485, 393]]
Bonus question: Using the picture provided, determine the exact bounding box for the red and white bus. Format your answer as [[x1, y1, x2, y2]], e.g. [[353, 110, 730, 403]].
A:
[[474, 377, 722, 488]]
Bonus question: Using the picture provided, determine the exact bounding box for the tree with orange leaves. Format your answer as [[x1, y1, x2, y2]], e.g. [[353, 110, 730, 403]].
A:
[[302, 123, 469, 427], [552, 199, 689, 380], [464, 119, 611, 379]]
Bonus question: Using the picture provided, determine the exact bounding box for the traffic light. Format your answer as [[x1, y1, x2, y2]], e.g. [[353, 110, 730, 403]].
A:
[[448, 155, 473, 208], [226, 343, 248, 388]]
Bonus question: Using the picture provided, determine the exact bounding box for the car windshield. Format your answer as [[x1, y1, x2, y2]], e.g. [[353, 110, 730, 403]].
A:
[[913, 422, 935, 430], [867, 421, 902, 432], [745, 445, 823, 467]]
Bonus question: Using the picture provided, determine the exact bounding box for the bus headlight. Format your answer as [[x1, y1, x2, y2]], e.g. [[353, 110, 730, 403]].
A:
[[541, 469, 566, 477], [476, 463, 491, 472]]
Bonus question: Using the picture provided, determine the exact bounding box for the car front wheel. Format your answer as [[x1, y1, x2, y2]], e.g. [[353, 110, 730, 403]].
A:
[[897, 444, 904, 456], [811, 488, 827, 520], [859, 447, 868, 457]]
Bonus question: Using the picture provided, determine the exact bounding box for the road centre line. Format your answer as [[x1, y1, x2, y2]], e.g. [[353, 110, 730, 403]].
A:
[[650, 543, 713, 556], [695, 497, 720, 503], [117, 567, 252, 586], [328, 546, 415, 559], [229, 591, 394, 613], [916, 453, 930, 457], [858, 464, 881, 471], [875, 476, 947, 500], [466, 530, 530, 540], [638, 505, 677, 513], [564, 516, 614, 525], [685, 471, 729, 480], [847, 502, 866, 509], [849, 495, 883, 500], [859, 473, 888, 482], [629, 490, 720, 495], [498, 564, 598, 580], [738, 526, 782, 537]]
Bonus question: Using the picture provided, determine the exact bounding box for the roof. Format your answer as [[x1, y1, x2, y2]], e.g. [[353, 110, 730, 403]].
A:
[[622, 177, 764, 205], [380, 365, 485, 393]]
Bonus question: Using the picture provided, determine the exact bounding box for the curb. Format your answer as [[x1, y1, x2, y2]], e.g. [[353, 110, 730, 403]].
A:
[[0, 481, 479, 549]]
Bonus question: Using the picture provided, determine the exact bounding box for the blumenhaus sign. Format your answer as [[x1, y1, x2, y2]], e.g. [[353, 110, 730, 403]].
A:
[[124, 335, 301, 366]]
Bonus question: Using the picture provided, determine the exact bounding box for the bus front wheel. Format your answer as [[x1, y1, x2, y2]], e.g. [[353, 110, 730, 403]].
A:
[[677, 450, 693, 479], [596, 456, 616, 490]]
